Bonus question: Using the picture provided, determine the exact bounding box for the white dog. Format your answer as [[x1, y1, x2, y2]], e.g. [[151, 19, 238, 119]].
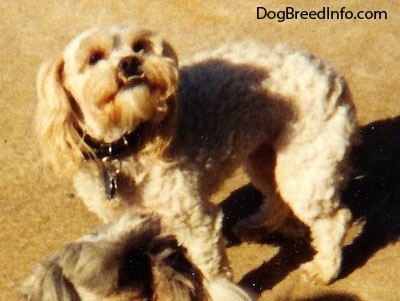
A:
[[35, 25, 358, 285], [21, 212, 251, 300]]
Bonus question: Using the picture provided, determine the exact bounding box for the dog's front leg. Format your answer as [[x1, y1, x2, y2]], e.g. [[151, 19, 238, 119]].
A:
[[72, 162, 128, 222], [140, 164, 231, 281]]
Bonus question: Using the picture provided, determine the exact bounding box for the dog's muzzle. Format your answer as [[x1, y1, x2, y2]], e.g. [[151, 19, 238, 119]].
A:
[[118, 56, 144, 85]]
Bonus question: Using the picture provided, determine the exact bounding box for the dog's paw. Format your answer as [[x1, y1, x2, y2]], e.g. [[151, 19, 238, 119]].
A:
[[299, 261, 337, 285]]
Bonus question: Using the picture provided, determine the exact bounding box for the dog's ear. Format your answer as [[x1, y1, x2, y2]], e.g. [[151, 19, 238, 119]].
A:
[[35, 56, 83, 176], [20, 260, 81, 301], [162, 40, 178, 65]]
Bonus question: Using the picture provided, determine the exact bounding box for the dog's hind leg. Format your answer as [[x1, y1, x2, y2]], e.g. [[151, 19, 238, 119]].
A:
[[273, 117, 353, 284], [234, 143, 292, 241]]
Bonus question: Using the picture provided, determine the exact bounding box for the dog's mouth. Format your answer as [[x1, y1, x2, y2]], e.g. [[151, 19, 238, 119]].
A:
[[119, 74, 147, 89], [117, 56, 148, 89]]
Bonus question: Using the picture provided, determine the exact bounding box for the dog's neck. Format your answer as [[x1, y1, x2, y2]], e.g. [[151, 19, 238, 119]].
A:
[[76, 123, 149, 200], [78, 122, 149, 160]]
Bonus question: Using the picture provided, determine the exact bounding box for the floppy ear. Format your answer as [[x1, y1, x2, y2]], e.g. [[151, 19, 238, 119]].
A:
[[162, 40, 178, 65], [20, 260, 81, 301], [35, 56, 84, 176]]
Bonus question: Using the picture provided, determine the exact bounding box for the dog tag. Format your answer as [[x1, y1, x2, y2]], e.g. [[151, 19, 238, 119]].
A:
[[102, 158, 120, 200], [104, 168, 117, 200]]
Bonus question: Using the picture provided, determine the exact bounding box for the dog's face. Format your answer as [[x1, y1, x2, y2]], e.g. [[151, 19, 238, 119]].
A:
[[21, 213, 211, 301], [36, 25, 179, 174], [62, 25, 178, 142]]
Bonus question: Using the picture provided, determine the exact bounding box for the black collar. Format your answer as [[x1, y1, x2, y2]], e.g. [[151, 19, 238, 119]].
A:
[[79, 122, 148, 159]]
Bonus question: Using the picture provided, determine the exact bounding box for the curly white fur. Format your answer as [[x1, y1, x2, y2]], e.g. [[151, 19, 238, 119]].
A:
[[35, 25, 358, 286]]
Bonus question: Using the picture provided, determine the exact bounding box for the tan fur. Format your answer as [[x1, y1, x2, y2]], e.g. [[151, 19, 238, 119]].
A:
[[35, 25, 358, 286]]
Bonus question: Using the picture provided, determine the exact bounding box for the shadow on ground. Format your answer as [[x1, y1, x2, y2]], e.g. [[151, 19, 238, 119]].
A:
[[340, 116, 400, 278], [296, 292, 363, 301], [220, 116, 400, 297]]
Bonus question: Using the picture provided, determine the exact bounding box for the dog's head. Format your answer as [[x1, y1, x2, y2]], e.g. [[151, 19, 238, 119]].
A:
[[21, 213, 210, 300], [36, 25, 179, 175], [21, 212, 252, 300]]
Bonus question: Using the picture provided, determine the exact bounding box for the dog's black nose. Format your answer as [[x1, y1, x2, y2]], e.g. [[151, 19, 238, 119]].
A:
[[118, 56, 143, 78]]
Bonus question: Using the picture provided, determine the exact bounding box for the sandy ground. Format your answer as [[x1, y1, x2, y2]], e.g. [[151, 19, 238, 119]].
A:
[[1, 1, 399, 300]]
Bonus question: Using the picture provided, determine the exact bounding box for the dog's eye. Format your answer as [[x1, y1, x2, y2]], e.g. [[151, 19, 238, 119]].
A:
[[132, 40, 147, 54], [88, 51, 105, 65]]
